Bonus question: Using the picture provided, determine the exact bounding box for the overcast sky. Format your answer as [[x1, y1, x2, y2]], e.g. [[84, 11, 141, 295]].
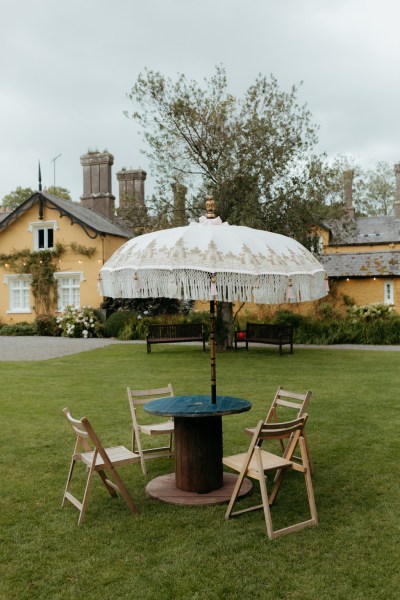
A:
[[2, 0, 400, 204]]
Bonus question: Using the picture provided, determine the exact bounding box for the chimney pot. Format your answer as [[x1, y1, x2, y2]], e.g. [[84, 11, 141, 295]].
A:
[[80, 151, 115, 220], [343, 169, 355, 219]]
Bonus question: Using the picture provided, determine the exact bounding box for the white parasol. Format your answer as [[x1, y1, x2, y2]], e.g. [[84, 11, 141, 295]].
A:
[[100, 200, 328, 403]]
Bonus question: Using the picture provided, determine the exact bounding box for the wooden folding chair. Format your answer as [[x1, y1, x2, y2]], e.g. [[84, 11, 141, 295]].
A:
[[127, 384, 175, 475], [62, 407, 140, 525], [224, 416, 318, 539], [246, 386, 314, 474]]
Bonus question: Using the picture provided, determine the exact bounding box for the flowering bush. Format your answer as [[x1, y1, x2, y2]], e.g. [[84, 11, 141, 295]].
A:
[[57, 306, 100, 338], [347, 302, 395, 322]]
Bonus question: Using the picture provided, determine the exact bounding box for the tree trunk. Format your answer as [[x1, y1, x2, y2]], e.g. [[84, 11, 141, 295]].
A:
[[216, 301, 234, 351]]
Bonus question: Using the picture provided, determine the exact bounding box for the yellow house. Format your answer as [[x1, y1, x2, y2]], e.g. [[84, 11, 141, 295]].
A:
[[0, 190, 131, 324], [318, 168, 400, 313], [0, 151, 140, 325]]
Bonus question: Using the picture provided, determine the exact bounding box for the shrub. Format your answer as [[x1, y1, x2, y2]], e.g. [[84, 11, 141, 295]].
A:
[[101, 297, 186, 316], [56, 306, 100, 338], [103, 310, 135, 338], [119, 316, 151, 340], [347, 302, 394, 322], [35, 314, 59, 336], [0, 322, 36, 336], [272, 310, 304, 328]]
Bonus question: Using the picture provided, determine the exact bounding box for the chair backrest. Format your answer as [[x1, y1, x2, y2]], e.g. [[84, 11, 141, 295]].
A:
[[246, 415, 308, 462], [127, 384, 174, 412], [259, 415, 308, 441], [63, 407, 110, 465], [266, 386, 312, 423]]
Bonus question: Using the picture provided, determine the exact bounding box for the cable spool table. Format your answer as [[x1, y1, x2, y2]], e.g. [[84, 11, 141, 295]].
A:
[[144, 394, 253, 506]]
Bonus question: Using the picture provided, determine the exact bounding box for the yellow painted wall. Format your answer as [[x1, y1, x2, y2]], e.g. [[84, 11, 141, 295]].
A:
[[194, 277, 399, 321], [0, 203, 128, 324]]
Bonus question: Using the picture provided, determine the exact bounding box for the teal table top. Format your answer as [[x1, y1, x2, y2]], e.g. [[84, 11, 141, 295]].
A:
[[144, 395, 252, 418]]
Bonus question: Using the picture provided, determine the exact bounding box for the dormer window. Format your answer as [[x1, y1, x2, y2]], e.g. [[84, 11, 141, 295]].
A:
[[37, 226, 54, 249], [28, 220, 59, 251]]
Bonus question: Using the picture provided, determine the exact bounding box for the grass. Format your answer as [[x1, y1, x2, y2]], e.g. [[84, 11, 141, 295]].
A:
[[1, 343, 400, 599]]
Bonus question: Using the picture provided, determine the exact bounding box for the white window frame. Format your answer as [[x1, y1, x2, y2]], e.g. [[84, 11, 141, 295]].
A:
[[28, 220, 59, 251], [384, 281, 394, 305], [3, 274, 32, 314], [311, 235, 323, 255], [54, 272, 85, 311]]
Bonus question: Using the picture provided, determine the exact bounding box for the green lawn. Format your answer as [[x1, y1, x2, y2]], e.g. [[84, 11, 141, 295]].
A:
[[1, 343, 399, 599]]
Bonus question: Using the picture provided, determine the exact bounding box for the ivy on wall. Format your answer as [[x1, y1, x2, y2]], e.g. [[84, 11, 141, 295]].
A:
[[0, 242, 97, 315]]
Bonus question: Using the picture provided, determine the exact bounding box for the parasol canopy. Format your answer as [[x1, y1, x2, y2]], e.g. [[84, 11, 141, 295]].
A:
[[99, 215, 328, 304]]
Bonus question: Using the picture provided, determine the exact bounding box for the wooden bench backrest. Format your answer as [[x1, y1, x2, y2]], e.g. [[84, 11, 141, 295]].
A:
[[246, 322, 293, 340], [147, 323, 204, 339]]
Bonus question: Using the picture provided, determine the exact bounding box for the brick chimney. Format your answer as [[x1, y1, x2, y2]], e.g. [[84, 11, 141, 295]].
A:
[[116, 169, 147, 229], [394, 163, 400, 218], [171, 181, 187, 226], [343, 169, 355, 219], [80, 151, 115, 221], [116, 169, 147, 211]]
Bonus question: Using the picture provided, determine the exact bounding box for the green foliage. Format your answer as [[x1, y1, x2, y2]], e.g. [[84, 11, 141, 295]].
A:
[[354, 161, 395, 216], [103, 310, 136, 338], [56, 306, 100, 338], [69, 242, 96, 257], [34, 314, 59, 336], [272, 310, 305, 328], [291, 304, 400, 345], [0, 185, 72, 211], [347, 302, 394, 321], [101, 296, 186, 316], [1, 186, 35, 211], [118, 315, 151, 340], [0, 322, 36, 336], [45, 186, 71, 201]]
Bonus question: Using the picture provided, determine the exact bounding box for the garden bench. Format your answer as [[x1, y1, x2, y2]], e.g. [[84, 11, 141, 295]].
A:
[[146, 323, 206, 354], [235, 322, 294, 355]]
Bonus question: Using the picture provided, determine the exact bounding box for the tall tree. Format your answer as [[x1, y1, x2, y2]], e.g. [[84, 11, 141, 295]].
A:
[[45, 186, 72, 201], [354, 161, 395, 216], [1, 185, 71, 212], [126, 66, 340, 347], [1, 187, 35, 211], [127, 66, 339, 242]]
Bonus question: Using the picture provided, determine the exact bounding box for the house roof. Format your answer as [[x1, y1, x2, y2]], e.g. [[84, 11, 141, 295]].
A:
[[326, 215, 400, 245], [0, 192, 132, 240], [320, 251, 400, 278]]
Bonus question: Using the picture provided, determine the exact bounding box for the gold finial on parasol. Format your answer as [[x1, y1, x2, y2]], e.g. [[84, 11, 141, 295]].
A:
[[206, 196, 216, 219]]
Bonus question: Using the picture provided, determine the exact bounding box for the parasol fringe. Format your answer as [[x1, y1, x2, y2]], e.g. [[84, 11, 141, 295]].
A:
[[100, 268, 327, 304]]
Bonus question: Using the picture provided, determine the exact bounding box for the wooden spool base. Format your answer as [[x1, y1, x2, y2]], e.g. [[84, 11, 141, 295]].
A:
[[145, 472, 252, 506]]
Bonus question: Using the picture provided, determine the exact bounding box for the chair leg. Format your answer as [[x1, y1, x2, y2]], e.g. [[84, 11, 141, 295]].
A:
[[225, 468, 248, 520], [107, 467, 139, 514], [303, 431, 315, 475], [132, 427, 147, 476], [62, 458, 77, 507], [256, 452, 274, 539], [299, 438, 318, 525], [97, 469, 118, 497], [78, 464, 96, 525]]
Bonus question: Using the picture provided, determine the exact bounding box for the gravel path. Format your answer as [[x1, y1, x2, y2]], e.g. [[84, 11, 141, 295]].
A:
[[0, 336, 399, 361], [0, 336, 138, 361]]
